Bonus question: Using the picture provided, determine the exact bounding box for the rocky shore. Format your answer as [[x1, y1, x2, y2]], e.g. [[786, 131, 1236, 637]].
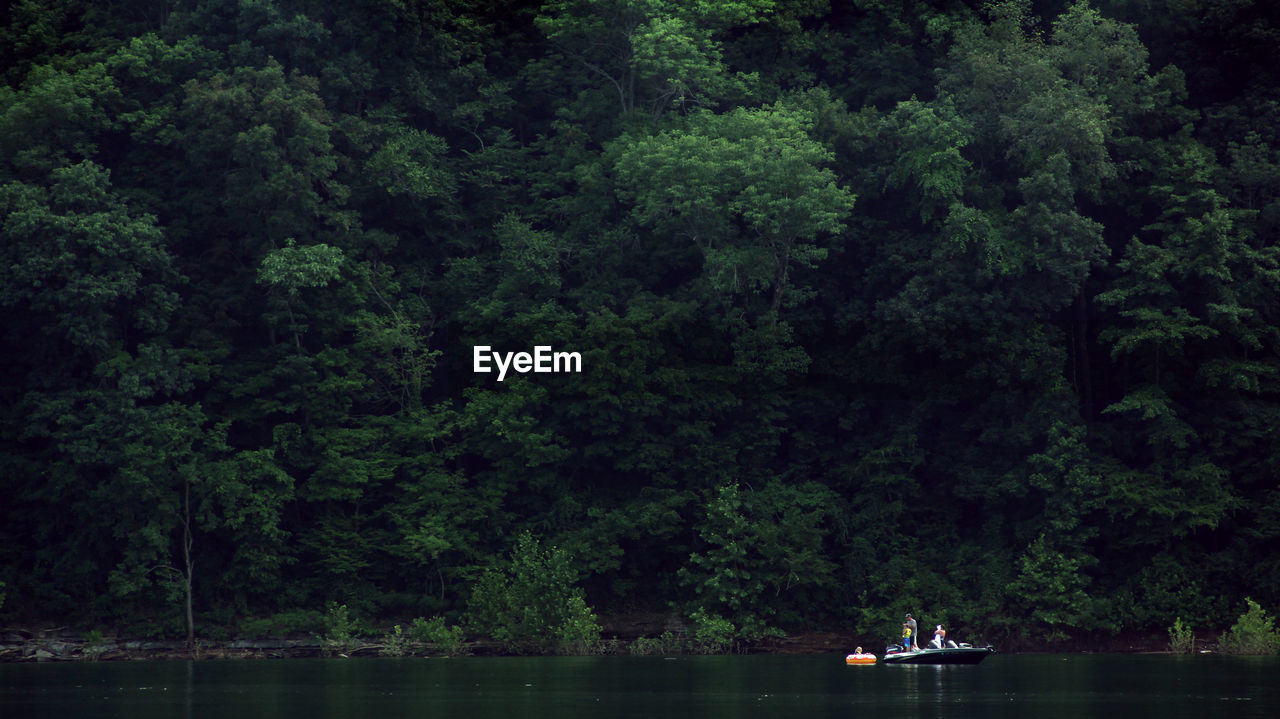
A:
[[1, 629, 331, 662], [0, 620, 1173, 662]]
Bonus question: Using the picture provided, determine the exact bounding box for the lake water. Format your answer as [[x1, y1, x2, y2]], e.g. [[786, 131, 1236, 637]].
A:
[[2, 653, 1277, 718]]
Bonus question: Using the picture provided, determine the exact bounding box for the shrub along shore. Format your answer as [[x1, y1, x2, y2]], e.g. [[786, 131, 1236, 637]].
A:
[[0, 625, 1182, 663], [5, 599, 1277, 662]]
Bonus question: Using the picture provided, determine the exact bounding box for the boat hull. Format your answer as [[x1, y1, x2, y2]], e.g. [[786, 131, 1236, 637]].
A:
[[881, 646, 994, 665]]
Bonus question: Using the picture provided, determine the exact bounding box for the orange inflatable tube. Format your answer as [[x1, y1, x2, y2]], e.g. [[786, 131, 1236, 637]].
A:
[[845, 653, 877, 664]]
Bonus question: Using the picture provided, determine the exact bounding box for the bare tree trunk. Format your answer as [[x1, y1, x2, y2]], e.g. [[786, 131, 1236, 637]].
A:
[[183, 480, 195, 652]]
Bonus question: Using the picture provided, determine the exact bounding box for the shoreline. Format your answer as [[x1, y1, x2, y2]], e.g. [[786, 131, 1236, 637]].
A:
[[1, 627, 1179, 663]]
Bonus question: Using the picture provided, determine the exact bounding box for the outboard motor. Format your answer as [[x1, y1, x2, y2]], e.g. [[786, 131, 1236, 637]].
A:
[[885, 644, 904, 654]]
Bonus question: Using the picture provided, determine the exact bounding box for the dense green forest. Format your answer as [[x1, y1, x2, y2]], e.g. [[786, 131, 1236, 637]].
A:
[[3, 0, 1279, 651]]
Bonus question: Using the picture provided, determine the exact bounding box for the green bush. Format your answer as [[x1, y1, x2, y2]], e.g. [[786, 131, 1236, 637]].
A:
[[380, 624, 409, 657], [1218, 598, 1280, 655], [557, 594, 603, 654], [319, 602, 361, 655], [1168, 616, 1195, 654], [688, 608, 736, 654], [467, 531, 601, 654], [630, 631, 681, 655], [82, 629, 108, 660], [409, 616, 467, 656]]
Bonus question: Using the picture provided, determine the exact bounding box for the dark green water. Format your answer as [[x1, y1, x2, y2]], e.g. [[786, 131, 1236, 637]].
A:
[[2, 654, 1277, 718]]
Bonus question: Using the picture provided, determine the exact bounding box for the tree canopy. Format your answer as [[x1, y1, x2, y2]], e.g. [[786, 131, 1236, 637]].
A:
[[2, 0, 1278, 648]]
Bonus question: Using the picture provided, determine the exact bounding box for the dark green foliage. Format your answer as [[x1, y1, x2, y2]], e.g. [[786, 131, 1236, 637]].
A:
[[408, 616, 466, 656], [680, 482, 838, 638], [238, 609, 326, 639], [1218, 598, 1280, 655], [467, 532, 600, 654], [1168, 616, 1195, 654], [2, 0, 1278, 651], [318, 601, 362, 655]]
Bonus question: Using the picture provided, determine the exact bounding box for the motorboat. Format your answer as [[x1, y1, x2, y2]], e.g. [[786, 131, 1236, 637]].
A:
[[881, 642, 994, 664]]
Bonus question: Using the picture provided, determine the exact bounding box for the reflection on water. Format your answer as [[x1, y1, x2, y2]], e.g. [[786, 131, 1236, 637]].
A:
[[894, 662, 948, 704], [2, 653, 1278, 719]]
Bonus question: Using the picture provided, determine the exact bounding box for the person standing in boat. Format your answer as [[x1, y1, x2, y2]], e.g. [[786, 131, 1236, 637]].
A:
[[902, 623, 913, 650], [932, 624, 946, 649], [905, 613, 918, 650]]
